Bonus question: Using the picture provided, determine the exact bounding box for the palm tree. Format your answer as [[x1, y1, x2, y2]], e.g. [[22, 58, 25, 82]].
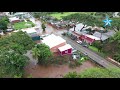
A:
[[32, 47, 40, 61], [32, 44, 52, 65], [41, 23, 46, 32]]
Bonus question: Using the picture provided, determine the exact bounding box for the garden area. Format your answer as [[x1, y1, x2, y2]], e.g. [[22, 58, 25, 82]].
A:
[[13, 21, 35, 30]]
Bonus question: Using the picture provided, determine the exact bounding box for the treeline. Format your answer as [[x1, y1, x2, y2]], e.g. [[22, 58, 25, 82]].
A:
[[102, 31, 120, 62], [0, 31, 35, 78], [64, 67, 120, 78]]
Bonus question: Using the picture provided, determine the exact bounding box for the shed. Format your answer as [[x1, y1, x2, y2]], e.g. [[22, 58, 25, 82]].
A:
[[58, 44, 72, 56], [22, 28, 40, 41]]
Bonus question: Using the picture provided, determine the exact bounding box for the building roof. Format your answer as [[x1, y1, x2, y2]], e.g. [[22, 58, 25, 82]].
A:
[[93, 31, 108, 41], [58, 44, 72, 52], [14, 12, 25, 16], [21, 28, 37, 34], [85, 34, 100, 40], [41, 34, 66, 48], [9, 17, 20, 22], [70, 23, 87, 32], [69, 23, 90, 35]]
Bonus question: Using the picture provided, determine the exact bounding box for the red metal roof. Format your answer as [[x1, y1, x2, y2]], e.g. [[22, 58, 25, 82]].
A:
[[80, 35, 95, 43]]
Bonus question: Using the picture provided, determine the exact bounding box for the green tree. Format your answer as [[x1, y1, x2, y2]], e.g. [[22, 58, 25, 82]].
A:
[[0, 50, 29, 78], [64, 72, 78, 78], [32, 44, 52, 65], [0, 16, 9, 33], [41, 23, 46, 32], [0, 31, 35, 78], [113, 54, 120, 62]]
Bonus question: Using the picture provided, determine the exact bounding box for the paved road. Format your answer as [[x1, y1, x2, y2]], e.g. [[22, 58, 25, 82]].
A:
[[62, 36, 119, 69]]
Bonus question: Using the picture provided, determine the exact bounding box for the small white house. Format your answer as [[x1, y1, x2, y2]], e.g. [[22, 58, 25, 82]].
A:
[[0, 30, 4, 35], [9, 17, 20, 23], [21, 28, 38, 37]]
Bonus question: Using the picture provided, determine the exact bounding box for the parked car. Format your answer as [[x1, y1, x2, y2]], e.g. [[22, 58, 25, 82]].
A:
[[72, 53, 77, 60], [72, 49, 77, 53], [6, 28, 13, 32], [40, 34, 49, 38], [84, 53, 88, 56], [82, 44, 88, 48], [77, 40, 82, 44]]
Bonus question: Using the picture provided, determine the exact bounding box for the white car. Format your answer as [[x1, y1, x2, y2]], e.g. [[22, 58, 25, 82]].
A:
[[7, 28, 13, 32], [41, 34, 49, 38], [77, 40, 82, 44], [72, 54, 77, 60], [72, 48, 77, 53]]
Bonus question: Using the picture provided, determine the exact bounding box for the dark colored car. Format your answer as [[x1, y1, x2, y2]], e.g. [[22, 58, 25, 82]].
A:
[[82, 44, 88, 48]]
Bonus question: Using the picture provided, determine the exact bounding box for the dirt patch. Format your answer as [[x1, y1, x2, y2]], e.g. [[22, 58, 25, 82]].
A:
[[24, 60, 97, 78]]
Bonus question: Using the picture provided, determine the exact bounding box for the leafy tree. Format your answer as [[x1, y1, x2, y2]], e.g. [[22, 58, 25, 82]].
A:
[[92, 41, 103, 52], [0, 16, 9, 33], [32, 44, 53, 65], [0, 31, 35, 78], [0, 50, 29, 78], [41, 23, 46, 32], [113, 54, 120, 62]]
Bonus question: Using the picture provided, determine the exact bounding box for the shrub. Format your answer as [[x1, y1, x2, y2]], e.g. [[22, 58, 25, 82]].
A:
[[64, 67, 120, 78], [64, 71, 78, 78]]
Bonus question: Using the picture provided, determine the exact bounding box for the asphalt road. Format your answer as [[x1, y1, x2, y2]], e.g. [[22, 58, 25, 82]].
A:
[[62, 36, 119, 69]]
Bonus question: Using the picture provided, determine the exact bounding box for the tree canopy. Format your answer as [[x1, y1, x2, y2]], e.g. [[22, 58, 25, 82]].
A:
[[0, 31, 35, 78], [0, 16, 9, 33], [32, 44, 53, 65]]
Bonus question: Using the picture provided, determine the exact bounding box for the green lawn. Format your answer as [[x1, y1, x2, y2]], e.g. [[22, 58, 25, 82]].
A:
[[49, 12, 96, 20], [89, 46, 98, 52], [13, 21, 35, 30], [89, 45, 106, 58], [49, 12, 79, 20]]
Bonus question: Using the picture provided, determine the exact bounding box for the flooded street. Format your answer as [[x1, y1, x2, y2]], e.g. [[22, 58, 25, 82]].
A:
[[24, 60, 97, 78], [35, 20, 66, 36], [24, 19, 97, 78]]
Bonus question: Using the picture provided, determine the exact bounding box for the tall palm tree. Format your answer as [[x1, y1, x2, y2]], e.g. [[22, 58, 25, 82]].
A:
[[32, 47, 40, 61], [41, 23, 46, 32]]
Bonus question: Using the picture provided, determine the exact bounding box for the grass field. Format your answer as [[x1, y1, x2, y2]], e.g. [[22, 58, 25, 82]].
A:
[[89, 45, 106, 57], [13, 21, 35, 30], [49, 12, 79, 20], [49, 12, 96, 20], [89, 46, 98, 52]]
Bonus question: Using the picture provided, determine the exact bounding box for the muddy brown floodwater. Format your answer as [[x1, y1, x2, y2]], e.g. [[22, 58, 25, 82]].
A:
[[24, 60, 97, 78], [24, 20, 97, 78]]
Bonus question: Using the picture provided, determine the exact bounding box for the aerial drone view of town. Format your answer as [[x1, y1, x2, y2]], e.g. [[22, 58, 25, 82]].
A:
[[0, 12, 120, 78]]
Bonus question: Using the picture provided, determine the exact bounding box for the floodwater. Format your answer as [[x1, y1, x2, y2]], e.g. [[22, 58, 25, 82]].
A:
[[24, 60, 96, 78], [24, 20, 97, 78]]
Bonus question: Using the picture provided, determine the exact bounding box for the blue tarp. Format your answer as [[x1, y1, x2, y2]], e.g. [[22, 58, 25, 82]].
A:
[[32, 36, 40, 41]]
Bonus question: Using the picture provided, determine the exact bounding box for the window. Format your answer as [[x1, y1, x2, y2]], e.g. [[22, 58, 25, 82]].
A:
[[65, 50, 68, 53]]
